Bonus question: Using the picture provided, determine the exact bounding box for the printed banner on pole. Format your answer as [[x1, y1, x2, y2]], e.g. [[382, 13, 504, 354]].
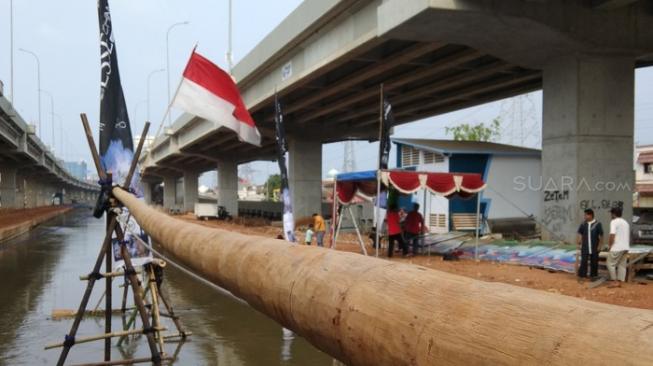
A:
[[378, 96, 394, 170], [97, 0, 152, 269], [274, 95, 296, 242], [97, 0, 140, 193]]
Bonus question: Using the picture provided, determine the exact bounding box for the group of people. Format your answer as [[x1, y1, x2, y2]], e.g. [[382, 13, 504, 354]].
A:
[[385, 203, 427, 258], [576, 207, 631, 287]]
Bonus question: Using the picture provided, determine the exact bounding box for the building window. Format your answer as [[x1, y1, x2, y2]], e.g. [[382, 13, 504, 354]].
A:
[[430, 213, 447, 229], [645, 163, 653, 174], [401, 145, 420, 167], [423, 151, 444, 165]]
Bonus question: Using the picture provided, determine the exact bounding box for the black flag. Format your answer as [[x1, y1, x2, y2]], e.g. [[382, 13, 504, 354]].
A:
[[378, 96, 394, 170], [97, 0, 134, 184], [274, 95, 296, 242]]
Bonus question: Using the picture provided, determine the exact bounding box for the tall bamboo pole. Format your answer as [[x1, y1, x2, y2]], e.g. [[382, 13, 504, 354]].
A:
[[374, 84, 383, 258], [112, 186, 653, 366]]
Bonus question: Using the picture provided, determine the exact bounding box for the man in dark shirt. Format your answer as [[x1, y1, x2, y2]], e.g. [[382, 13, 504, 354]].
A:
[[576, 208, 603, 279]]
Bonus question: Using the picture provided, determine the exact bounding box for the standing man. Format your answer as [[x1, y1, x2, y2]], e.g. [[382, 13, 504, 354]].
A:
[[404, 203, 427, 257], [312, 213, 326, 247], [386, 204, 406, 257], [607, 207, 630, 287], [576, 209, 603, 280]]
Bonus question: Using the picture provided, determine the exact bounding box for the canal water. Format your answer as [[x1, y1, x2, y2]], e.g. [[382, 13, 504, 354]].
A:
[[0, 209, 334, 365]]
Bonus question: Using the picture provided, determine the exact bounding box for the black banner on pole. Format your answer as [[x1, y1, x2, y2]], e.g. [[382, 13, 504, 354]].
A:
[[274, 95, 296, 242], [378, 96, 394, 170], [97, 0, 135, 185]]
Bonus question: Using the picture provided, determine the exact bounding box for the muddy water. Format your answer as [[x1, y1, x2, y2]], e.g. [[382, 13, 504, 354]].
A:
[[0, 209, 334, 365]]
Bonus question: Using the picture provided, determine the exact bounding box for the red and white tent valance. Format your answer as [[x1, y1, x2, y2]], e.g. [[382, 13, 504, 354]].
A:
[[381, 171, 485, 196], [336, 170, 486, 204]]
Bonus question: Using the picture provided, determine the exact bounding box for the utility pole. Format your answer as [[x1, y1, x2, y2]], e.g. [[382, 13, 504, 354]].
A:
[[19, 48, 41, 137], [166, 21, 189, 126], [9, 0, 14, 104], [342, 140, 356, 173], [226, 0, 233, 74]]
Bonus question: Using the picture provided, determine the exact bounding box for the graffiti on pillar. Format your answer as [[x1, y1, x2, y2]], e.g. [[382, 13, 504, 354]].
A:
[[579, 199, 624, 211], [544, 190, 569, 202], [542, 204, 574, 235]]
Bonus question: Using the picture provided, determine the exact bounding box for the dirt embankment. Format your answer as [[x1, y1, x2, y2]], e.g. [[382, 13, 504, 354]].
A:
[[0, 206, 71, 242], [176, 213, 653, 310]]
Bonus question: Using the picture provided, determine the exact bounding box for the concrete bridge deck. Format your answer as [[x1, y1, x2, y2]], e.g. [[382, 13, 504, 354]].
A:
[[0, 95, 98, 208], [140, 0, 653, 240]]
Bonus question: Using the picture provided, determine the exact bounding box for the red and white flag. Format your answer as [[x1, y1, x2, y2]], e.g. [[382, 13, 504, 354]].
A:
[[172, 50, 261, 146]]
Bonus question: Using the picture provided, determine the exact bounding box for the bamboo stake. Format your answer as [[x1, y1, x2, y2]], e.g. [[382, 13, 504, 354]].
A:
[[105, 198, 113, 361], [93, 291, 106, 312], [113, 224, 161, 363], [80, 113, 107, 182], [46, 327, 167, 349], [162, 331, 193, 340], [69, 356, 172, 366], [147, 265, 165, 353], [157, 286, 187, 338], [120, 278, 129, 312], [123, 121, 150, 190], [117, 286, 151, 346], [56, 217, 118, 366], [80, 271, 141, 281], [51, 308, 139, 320]]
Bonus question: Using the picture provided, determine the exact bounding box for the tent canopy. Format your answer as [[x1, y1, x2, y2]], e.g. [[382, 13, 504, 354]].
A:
[[335, 169, 486, 204]]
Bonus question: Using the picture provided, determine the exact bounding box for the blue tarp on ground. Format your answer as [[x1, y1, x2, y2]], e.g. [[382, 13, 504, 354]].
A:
[[425, 236, 578, 272]]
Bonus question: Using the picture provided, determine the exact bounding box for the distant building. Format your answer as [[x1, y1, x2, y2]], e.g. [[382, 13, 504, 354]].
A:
[[635, 145, 653, 208], [393, 138, 541, 233], [238, 178, 265, 201], [64, 161, 88, 181]]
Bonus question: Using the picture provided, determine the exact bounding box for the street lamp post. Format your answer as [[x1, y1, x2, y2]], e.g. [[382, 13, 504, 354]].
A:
[[132, 100, 147, 129], [166, 21, 189, 126], [147, 68, 165, 122], [53, 113, 64, 159], [227, 0, 233, 73], [19, 48, 41, 137], [9, 0, 14, 103], [40, 89, 55, 152]]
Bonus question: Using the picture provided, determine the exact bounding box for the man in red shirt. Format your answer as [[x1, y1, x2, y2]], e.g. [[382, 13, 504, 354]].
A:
[[386, 204, 406, 257], [404, 203, 426, 256]]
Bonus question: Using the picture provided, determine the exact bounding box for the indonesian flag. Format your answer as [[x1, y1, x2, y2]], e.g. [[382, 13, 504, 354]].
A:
[[172, 50, 261, 146]]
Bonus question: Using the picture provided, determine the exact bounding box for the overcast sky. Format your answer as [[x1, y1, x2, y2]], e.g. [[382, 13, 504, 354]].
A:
[[1, 0, 652, 185]]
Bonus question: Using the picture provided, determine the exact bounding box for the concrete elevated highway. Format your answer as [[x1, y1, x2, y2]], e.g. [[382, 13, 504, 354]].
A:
[[0, 95, 98, 208], [140, 0, 653, 241]]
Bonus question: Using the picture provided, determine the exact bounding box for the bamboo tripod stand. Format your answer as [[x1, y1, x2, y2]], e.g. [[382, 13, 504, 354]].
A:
[[49, 115, 188, 366]]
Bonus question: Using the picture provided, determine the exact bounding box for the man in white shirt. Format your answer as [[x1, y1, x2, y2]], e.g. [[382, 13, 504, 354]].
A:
[[607, 207, 630, 287]]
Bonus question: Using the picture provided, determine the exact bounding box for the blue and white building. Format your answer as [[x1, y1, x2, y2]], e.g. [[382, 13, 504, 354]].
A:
[[392, 138, 541, 233]]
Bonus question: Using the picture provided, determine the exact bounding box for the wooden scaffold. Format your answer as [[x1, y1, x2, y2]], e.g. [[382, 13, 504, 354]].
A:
[[47, 116, 190, 366]]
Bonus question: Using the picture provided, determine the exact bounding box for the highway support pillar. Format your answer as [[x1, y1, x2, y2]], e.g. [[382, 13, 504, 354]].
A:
[[541, 55, 634, 243], [288, 136, 323, 221], [163, 176, 177, 211], [142, 182, 153, 205], [217, 160, 238, 217], [182, 171, 199, 213], [0, 166, 17, 209]]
